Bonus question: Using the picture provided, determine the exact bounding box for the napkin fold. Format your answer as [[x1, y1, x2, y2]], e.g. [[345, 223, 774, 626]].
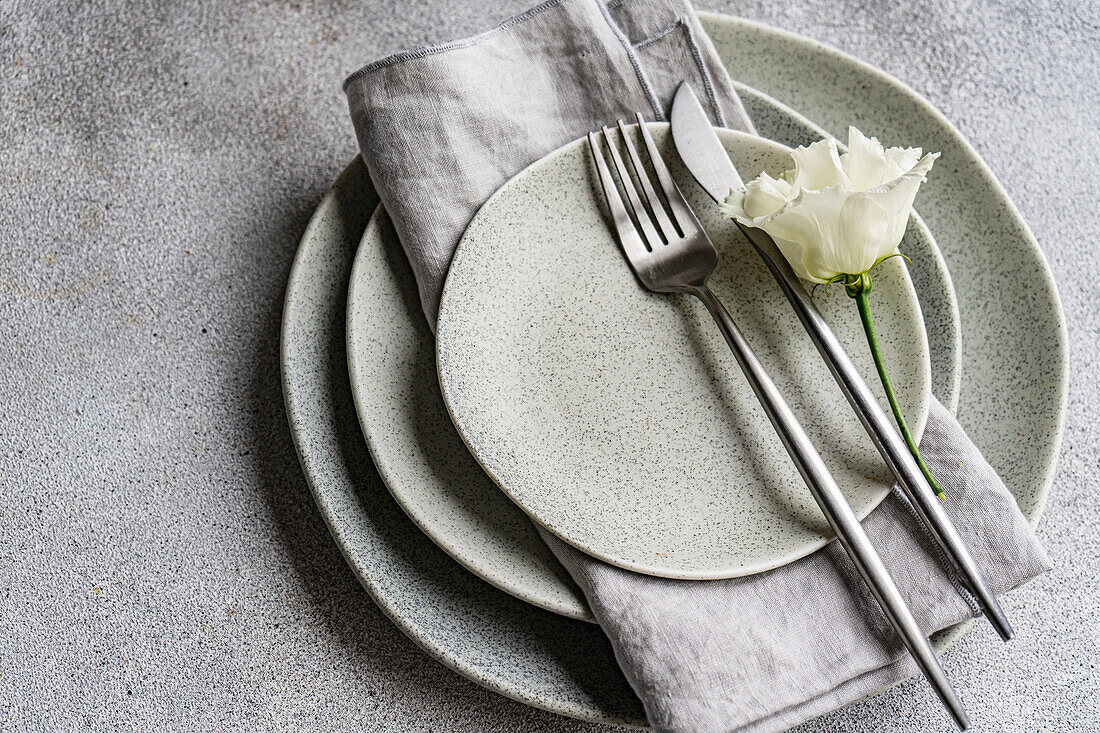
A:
[[343, 2, 1051, 731], [344, 0, 750, 325], [542, 400, 1049, 731]]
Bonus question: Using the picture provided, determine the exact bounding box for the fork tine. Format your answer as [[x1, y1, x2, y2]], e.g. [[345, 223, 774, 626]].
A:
[[634, 113, 701, 234], [602, 126, 663, 251], [616, 119, 680, 241], [587, 131, 649, 263]]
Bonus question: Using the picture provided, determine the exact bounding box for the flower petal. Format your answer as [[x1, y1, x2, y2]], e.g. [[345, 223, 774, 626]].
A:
[[842, 126, 889, 190], [741, 172, 793, 218], [719, 188, 749, 221], [768, 234, 822, 283], [832, 193, 893, 272], [789, 138, 849, 191], [753, 186, 862, 281], [719, 171, 793, 220], [861, 151, 939, 258], [883, 146, 924, 181]]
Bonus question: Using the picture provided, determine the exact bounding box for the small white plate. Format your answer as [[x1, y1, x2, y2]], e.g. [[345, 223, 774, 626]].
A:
[[437, 127, 932, 579]]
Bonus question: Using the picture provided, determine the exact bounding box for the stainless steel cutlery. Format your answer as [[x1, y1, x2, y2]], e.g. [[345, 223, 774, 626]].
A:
[[669, 80, 1013, 644], [589, 117, 970, 730]]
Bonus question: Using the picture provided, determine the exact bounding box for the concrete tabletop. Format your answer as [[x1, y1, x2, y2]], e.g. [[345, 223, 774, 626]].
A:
[[2, 0, 1097, 730]]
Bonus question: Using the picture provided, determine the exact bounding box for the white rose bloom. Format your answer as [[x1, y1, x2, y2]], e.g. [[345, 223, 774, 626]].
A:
[[721, 127, 938, 284]]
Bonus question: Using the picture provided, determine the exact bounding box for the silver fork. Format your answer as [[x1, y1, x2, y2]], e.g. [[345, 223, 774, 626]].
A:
[[588, 117, 970, 731]]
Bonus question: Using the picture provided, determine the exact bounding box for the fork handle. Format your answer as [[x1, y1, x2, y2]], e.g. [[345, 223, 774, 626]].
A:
[[690, 283, 970, 731], [737, 223, 1013, 643]]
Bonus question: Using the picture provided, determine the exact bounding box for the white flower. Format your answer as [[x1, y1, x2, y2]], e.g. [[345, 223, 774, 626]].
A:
[[721, 127, 939, 284]]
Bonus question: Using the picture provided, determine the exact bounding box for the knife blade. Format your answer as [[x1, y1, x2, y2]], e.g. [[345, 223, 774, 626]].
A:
[[669, 83, 741, 203]]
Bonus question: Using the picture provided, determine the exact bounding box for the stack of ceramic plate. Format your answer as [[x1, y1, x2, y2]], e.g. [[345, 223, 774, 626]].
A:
[[281, 13, 1066, 726]]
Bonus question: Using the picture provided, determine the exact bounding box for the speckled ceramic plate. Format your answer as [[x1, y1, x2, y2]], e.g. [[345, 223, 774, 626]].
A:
[[346, 207, 591, 621], [437, 128, 932, 579], [283, 14, 1064, 726], [702, 13, 1067, 529]]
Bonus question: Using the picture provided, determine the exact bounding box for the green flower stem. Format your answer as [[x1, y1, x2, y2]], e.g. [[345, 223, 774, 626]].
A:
[[848, 276, 947, 501]]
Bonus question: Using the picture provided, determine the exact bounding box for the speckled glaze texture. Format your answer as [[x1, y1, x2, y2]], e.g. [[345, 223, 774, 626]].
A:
[[700, 12, 1066, 530], [284, 159, 643, 724], [281, 15, 1064, 728], [437, 127, 931, 579], [344, 96, 960, 618], [699, 12, 1068, 655], [346, 207, 592, 621]]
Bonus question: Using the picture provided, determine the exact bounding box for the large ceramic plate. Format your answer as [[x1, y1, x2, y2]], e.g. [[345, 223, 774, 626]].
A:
[[436, 128, 931, 579], [701, 13, 1066, 525], [282, 15, 1065, 726]]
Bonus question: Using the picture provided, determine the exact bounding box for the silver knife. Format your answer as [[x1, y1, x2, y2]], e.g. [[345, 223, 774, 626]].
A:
[[670, 81, 1013, 642]]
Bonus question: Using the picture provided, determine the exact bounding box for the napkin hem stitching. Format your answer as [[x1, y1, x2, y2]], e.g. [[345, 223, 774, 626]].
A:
[[891, 484, 982, 615], [631, 16, 728, 127], [342, 0, 569, 90], [682, 17, 728, 127], [633, 18, 682, 50], [594, 0, 664, 119]]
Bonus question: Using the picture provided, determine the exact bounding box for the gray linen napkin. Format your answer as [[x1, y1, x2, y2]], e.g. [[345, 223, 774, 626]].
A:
[[343, 2, 1051, 731], [344, 0, 751, 325]]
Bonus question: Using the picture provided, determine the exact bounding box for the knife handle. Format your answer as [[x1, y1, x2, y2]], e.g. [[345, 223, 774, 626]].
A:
[[690, 283, 970, 731], [737, 222, 1013, 642]]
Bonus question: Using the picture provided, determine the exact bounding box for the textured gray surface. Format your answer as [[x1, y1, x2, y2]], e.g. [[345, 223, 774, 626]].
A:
[[0, 1, 1097, 731]]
